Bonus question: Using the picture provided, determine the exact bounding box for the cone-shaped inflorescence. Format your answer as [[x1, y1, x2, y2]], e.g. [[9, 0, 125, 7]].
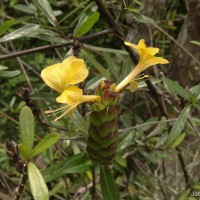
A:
[[87, 80, 121, 165]]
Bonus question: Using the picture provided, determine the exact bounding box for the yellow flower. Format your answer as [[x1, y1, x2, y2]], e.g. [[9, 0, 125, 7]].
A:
[[46, 86, 101, 121], [115, 39, 169, 92], [41, 56, 89, 93], [41, 56, 100, 121]]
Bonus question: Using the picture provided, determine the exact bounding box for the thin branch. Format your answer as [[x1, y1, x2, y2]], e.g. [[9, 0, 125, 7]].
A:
[[15, 162, 28, 200], [91, 168, 96, 200], [0, 111, 19, 125], [188, 117, 200, 139], [0, 29, 113, 61], [9, 41, 34, 91], [119, 118, 176, 133], [95, 0, 138, 64], [176, 147, 190, 188]]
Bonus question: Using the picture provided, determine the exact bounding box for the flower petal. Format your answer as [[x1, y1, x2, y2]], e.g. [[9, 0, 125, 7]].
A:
[[41, 63, 64, 93], [146, 47, 159, 55], [61, 56, 89, 86], [138, 39, 146, 49], [145, 57, 169, 69], [56, 86, 83, 104]]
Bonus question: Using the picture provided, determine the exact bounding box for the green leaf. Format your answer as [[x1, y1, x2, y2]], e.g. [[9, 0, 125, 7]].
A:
[[18, 144, 30, 159], [0, 70, 21, 77], [31, 133, 59, 158], [0, 24, 40, 42], [32, 0, 57, 27], [177, 189, 190, 200], [0, 65, 8, 70], [117, 131, 134, 151], [74, 11, 100, 37], [0, 20, 15, 36], [26, 28, 67, 43], [72, 110, 89, 134], [189, 84, 200, 100], [19, 106, 35, 157], [14, 4, 37, 14], [163, 78, 190, 100], [114, 154, 127, 167], [84, 44, 129, 55], [42, 153, 91, 182], [167, 106, 190, 145], [190, 40, 200, 46], [28, 162, 49, 200], [81, 50, 110, 79], [171, 132, 186, 148], [100, 165, 120, 200], [128, 9, 154, 24], [31, 92, 57, 102]]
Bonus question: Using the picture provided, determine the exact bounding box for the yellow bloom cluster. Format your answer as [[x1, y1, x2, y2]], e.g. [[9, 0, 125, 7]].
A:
[[41, 39, 169, 120]]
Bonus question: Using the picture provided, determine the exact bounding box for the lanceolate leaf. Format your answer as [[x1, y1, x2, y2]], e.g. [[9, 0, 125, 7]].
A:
[[0, 19, 15, 36], [72, 110, 89, 134], [0, 24, 40, 42], [32, 0, 57, 27], [171, 132, 186, 148], [26, 28, 67, 43], [30, 133, 59, 158], [74, 11, 100, 37], [0, 70, 21, 77], [128, 10, 154, 24], [100, 165, 120, 200], [14, 4, 37, 14], [28, 162, 49, 200], [167, 106, 190, 145], [84, 44, 129, 55], [81, 50, 110, 79], [163, 78, 190, 100], [42, 153, 91, 182], [19, 106, 34, 157], [18, 144, 30, 159]]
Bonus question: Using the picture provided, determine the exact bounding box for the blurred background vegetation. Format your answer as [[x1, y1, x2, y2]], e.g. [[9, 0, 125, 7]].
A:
[[0, 0, 200, 199]]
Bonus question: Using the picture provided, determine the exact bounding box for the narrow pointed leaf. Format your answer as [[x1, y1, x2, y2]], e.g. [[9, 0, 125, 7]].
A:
[[0, 24, 40, 42], [81, 50, 110, 79], [26, 28, 67, 43], [129, 10, 154, 24], [72, 110, 89, 134], [190, 40, 200, 46], [14, 4, 37, 14], [0, 20, 15, 36], [0, 70, 21, 77], [19, 106, 34, 157], [100, 165, 120, 200], [84, 44, 129, 55], [74, 11, 100, 37], [171, 132, 186, 148], [0, 66, 8, 70], [189, 84, 200, 100], [167, 106, 190, 145], [163, 78, 190, 100], [32, 0, 57, 27], [28, 162, 49, 200], [31, 133, 59, 158], [18, 144, 30, 159], [42, 153, 91, 182]]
